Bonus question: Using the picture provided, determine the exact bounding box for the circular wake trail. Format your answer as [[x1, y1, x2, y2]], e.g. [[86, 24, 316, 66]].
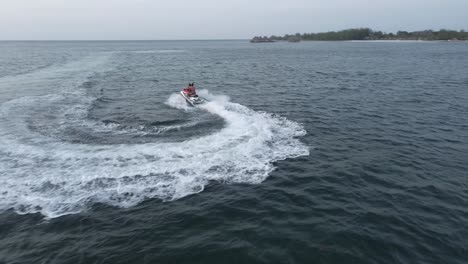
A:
[[0, 59, 309, 218]]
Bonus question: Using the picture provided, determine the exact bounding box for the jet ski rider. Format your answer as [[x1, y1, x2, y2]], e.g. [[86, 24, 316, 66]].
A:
[[183, 83, 197, 97]]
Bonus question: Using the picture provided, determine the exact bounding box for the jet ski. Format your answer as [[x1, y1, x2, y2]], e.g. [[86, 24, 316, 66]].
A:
[[180, 91, 204, 106]]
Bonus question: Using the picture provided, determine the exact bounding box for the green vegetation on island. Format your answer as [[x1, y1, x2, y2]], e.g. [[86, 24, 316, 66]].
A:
[[250, 28, 468, 42]]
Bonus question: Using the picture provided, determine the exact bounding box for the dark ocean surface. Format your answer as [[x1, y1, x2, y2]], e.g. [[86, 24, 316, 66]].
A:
[[0, 40, 467, 264]]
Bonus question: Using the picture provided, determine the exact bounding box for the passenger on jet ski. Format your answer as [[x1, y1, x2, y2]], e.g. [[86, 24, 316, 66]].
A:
[[182, 83, 197, 97]]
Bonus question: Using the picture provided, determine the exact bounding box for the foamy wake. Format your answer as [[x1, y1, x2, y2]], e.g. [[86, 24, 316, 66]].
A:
[[0, 58, 309, 219], [165, 92, 194, 111]]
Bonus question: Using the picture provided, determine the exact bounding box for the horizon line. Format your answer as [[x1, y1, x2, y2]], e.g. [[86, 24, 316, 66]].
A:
[[0, 39, 249, 42], [2, 28, 466, 42]]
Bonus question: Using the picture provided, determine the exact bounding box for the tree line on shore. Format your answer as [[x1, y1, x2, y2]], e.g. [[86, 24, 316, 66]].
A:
[[251, 28, 468, 42]]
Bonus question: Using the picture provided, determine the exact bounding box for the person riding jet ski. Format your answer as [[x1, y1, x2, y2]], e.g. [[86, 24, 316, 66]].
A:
[[180, 82, 203, 106], [182, 83, 197, 97]]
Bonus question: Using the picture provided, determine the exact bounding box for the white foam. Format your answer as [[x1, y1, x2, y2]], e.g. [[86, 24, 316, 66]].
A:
[[165, 93, 194, 111], [0, 58, 309, 219]]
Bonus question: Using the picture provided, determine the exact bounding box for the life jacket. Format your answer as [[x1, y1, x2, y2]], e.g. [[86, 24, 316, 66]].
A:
[[183, 85, 196, 95]]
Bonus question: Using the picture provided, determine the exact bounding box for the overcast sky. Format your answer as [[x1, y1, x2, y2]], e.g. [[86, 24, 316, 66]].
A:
[[1, 0, 467, 40]]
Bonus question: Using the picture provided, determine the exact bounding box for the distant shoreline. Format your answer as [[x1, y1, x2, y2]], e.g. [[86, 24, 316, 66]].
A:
[[250, 39, 467, 44], [250, 28, 468, 43], [256, 39, 466, 42]]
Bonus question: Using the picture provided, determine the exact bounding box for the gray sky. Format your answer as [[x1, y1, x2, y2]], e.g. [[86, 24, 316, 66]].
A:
[[1, 0, 467, 40]]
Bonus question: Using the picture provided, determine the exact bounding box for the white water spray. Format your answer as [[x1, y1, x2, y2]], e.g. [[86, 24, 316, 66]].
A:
[[0, 58, 309, 219]]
